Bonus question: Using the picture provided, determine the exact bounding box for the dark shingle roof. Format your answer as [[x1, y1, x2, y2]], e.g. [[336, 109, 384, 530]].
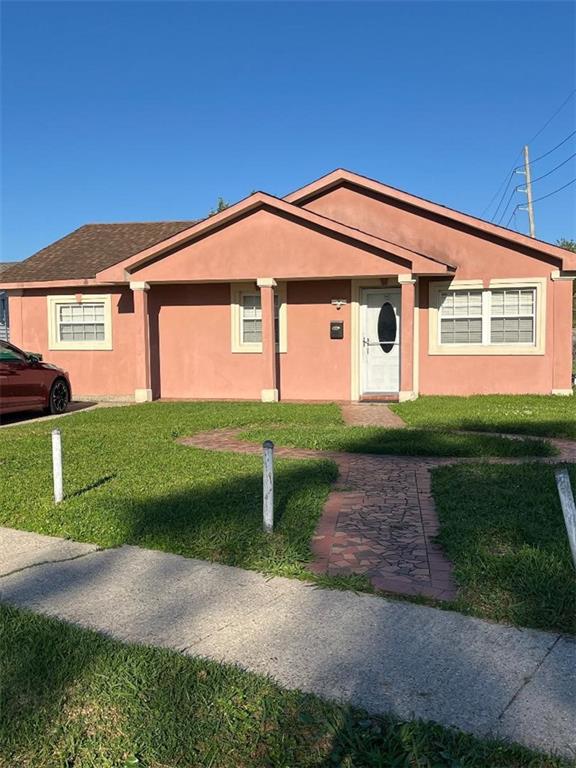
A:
[[0, 221, 196, 283]]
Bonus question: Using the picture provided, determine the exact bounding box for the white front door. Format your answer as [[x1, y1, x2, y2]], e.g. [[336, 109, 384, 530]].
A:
[[361, 289, 401, 394]]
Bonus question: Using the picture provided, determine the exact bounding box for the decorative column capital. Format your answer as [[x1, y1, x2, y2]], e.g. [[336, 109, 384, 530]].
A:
[[129, 281, 150, 291], [550, 270, 575, 281], [398, 274, 416, 285], [256, 277, 277, 288]]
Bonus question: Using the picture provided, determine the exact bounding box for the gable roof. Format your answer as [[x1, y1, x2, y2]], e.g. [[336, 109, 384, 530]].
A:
[[3, 170, 574, 287], [0, 221, 196, 283], [285, 168, 576, 268], [95, 191, 455, 282]]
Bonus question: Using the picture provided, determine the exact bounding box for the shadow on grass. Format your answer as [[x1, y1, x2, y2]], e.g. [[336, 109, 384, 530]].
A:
[[432, 462, 576, 634], [1, 598, 567, 767], [450, 418, 576, 441], [240, 426, 555, 457], [66, 474, 117, 499], [116, 459, 336, 573]]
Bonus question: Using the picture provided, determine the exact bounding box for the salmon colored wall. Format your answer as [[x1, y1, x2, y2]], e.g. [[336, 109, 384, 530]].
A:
[[417, 277, 572, 395], [305, 186, 572, 395], [303, 186, 560, 277], [149, 281, 352, 401], [552, 279, 574, 391], [280, 280, 351, 400], [131, 208, 412, 283], [9, 288, 139, 398], [7, 187, 572, 402], [150, 283, 265, 400]]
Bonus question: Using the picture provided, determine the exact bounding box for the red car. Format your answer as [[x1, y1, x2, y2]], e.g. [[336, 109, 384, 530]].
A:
[[0, 340, 71, 417]]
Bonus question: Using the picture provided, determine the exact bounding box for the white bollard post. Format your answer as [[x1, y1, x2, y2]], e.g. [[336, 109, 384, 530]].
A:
[[263, 440, 274, 533], [52, 428, 63, 503], [555, 469, 576, 569]]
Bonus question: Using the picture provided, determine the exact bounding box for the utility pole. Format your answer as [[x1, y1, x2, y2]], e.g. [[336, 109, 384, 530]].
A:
[[519, 144, 536, 238]]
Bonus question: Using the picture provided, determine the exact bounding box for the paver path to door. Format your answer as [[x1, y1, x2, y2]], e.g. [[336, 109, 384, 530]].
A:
[[1, 527, 574, 758], [182, 415, 576, 601]]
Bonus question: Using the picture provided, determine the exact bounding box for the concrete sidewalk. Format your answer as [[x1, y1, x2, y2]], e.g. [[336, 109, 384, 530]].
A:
[[0, 527, 574, 759]]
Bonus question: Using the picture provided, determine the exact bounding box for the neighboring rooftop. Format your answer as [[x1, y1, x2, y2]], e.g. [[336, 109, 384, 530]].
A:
[[0, 221, 196, 283]]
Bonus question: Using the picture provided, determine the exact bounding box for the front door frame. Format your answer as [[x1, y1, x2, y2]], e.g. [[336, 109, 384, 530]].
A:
[[350, 278, 419, 401], [360, 287, 401, 395]]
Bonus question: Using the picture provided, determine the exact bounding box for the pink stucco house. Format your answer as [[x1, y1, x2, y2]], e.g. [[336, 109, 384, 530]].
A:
[[2, 169, 575, 403]]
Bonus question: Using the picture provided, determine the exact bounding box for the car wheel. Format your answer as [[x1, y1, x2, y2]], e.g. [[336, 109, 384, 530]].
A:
[[48, 378, 70, 415]]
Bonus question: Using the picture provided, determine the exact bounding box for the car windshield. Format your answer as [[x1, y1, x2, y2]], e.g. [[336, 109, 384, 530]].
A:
[[0, 342, 26, 362]]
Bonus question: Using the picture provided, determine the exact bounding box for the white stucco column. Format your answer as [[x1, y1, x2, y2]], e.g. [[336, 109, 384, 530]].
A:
[[398, 274, 417, 402], [130, 281, 152, 402], [257, 277, 278, 402]]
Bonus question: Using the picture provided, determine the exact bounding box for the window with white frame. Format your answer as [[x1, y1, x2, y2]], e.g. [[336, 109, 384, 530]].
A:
[[47, 295, 113, 350], [439, 290, 483, 344], [231, 283, 287, 353], [490, 288, 535, 344], [435, 285, 539, 350], [240, 293, 279, 345], [58, 302, 106, 342]]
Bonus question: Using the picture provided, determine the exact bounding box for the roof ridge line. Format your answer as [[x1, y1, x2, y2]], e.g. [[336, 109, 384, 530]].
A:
[[285, 168, 570, 254]]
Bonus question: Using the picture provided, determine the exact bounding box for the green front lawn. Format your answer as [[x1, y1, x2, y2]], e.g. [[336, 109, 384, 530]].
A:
[[0, 403, 339, 581], [392, 394, 576, 439], [1, 401, 574, 631], [432, 463, 576, 634], [0, 604, 568, 768], [240, 424, 555, 457]]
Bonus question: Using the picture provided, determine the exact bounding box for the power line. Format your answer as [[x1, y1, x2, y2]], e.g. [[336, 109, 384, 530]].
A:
[[525, 89, 576, 146], [516, 130, 576, 169], [483, 89, 576, 219], [530, 152, 576, 184], [482, 166, 518, 219], [497, 184, 520, 224], [504, 177, 576, 228], [530, 177, 576, 204], [492, 136, 576, 223], [488, 168, 518, 221], [505, 206, 519, 229]]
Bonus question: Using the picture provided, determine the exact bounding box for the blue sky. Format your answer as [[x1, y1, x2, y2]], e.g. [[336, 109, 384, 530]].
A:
[[2, 1, 575, 263]]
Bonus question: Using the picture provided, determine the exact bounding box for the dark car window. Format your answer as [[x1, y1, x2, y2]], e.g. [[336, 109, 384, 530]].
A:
[[0, 343, 26, 363]]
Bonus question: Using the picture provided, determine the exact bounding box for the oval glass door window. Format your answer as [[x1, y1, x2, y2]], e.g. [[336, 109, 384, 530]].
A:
[[377, 302, 397, 353]]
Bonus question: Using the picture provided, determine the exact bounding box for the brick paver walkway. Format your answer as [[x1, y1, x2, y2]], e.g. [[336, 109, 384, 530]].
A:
[[181, 424, 576, 602], [341, 403, 406, 428]]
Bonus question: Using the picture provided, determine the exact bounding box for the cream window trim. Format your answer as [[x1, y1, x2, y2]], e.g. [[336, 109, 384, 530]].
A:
[[47, 294, 113, 351], [230, 282, 287, 354], [428, 278, 546, 356]]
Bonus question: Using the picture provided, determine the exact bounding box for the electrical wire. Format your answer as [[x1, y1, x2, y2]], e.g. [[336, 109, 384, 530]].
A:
[[504, 177, 576, 228], [529, 177, 576, 204], [497, 185, 520, 224], [489, 168, 519, 221], [530, 152, 576, 184], [525, 90, 576, 146], [516, 131, 576, 169], [505, 206, 519, 229], [493, 139, 576, 222], [483, 89, 576, 219], [482, 166, 518, 219]]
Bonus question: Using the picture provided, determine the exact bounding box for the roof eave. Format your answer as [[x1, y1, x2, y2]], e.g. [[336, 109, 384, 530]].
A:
[[0, 278, 117, 291], [96, 192, 454, 282]]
